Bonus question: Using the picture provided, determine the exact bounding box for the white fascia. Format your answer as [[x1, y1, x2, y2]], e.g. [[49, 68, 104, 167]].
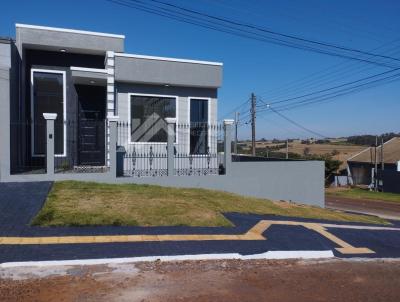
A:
[[15, 23, 125, 39], [115, 53, 223, 66]]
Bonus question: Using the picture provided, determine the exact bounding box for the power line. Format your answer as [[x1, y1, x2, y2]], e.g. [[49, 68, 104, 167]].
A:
[[257, 67, 400, 110], [265, 104, 328, 138], [258, 38, 400, 100], [271, 72, 400, 113], [146, 0, 400, 65], [254, 71, 400, 118], [219, 98, 250, 120], [106, 0, 400, 68]]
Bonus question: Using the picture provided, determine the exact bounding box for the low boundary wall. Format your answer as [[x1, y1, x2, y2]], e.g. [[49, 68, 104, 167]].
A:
[[1, 160, 325, 208]]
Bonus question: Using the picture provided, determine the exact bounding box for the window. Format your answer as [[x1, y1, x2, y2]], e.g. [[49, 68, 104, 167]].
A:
[[130, 95, 176, 143], [190, 98, 208, 154], [31, 70, 66, 156]]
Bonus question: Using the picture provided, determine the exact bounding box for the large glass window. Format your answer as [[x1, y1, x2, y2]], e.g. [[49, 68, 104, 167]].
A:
[[130, 95, 176, 143], [190, 98, 208, 154], [32, 71, 65, 156]]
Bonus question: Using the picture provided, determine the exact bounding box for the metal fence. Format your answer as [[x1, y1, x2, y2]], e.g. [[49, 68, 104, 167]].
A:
[[116, 121, 225, 177], [10, 119, 109, 175]]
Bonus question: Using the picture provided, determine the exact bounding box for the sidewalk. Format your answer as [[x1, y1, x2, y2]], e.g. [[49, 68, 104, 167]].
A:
[[1, 182, 400, 264]]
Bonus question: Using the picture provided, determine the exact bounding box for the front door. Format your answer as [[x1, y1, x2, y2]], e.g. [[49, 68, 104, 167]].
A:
[[76, 85, 106, 166]]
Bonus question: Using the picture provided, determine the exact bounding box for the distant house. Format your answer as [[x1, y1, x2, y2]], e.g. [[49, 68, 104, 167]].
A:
[[347, 137, 400, 185]]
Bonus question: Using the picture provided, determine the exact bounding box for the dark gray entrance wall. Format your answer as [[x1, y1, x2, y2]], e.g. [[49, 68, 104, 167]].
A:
[[16, 24, 124, 54], [115, 54, 222, 88]]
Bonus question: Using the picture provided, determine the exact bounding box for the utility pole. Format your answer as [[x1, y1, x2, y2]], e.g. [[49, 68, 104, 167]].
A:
[[234, 112, 240, 154], [381, 136, 384, 171], [374, 135, 378, 192], [286, 139, 289, 159], [381, 136, 384, 192], [251, 93, 256, 156]]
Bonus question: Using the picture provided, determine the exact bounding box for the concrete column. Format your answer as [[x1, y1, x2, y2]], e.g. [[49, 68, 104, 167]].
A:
[[224, 119, 234, 175], [108, 119, 118, 177], [43, 113, 57, 176], [165, 118, 177, 176]]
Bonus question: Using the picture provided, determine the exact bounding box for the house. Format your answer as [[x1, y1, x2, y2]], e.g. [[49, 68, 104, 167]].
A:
[[0, 24, 222, 175], [347, 137, 400, 186], [0, 23, 326, 207]]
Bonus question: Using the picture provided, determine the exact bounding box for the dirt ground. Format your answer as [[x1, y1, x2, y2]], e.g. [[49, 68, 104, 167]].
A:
[[1, 259, 400, 302]]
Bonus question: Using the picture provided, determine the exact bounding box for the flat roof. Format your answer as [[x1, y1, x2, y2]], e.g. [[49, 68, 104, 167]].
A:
[[115, 53, 223, 66], [16, 24, 125, 39]]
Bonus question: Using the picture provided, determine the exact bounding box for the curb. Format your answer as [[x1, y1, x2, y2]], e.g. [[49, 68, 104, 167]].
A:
[[0, 250, 334, 268]]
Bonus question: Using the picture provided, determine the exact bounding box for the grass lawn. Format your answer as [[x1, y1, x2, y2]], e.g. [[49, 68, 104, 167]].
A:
[[326, 187, 400, 203], [32, 181, 388, 227]]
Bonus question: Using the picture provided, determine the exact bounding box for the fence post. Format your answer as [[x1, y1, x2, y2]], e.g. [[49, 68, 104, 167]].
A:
[[223, 119, 234, 175], [108, 119, 117, 178], [165, 118, 176, 176], [43, 113, 57, 176]]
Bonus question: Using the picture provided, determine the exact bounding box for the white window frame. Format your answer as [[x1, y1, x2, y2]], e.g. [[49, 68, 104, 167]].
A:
[[31, 69, 67, 157], [128, 93, 179, 145], [187, 97, 211, 155]]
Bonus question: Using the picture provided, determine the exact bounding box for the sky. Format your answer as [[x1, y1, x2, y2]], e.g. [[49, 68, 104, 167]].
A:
[[1, 0, 399, 139]]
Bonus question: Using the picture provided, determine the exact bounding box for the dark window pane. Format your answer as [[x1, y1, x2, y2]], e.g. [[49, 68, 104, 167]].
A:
[[130, 96, 176, 142], [33, 72, 64, 155], [190, 99, 208, 154]]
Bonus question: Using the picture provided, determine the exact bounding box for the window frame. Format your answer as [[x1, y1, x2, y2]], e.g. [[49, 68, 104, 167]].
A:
[[30, 68, 67, 157], [187, 97, 211, 155], [128, 93, 179, 145]]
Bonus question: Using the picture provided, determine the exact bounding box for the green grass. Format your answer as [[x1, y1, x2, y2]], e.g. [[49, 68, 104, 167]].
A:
[[32, 181, 389, 227], [326, 187, 400, 203]]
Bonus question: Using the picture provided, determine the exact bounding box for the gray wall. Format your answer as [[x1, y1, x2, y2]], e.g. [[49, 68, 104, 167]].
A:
[[115, 56, 222, 88], [116, 82, 218, 124], [16, 26, 124, 54], [1, 160, 325, 208], [114, 161, 325, 207]]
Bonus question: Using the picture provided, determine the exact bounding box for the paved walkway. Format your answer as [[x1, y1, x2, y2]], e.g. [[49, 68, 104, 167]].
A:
[[1, 182, 400, 263]]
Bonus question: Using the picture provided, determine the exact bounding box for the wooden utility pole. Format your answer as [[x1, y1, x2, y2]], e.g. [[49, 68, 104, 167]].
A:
[[374, 135, 378, 191], [286, 139, 289, 159], [251, 93, 256, 156], [381, 136, 384, 170], [234, 112, 240, 154]]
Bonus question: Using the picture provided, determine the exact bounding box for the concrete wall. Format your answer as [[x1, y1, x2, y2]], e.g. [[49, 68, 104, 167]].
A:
[[1, 160, 325, 208], [115, 56, 222, 88], [116, 83, 218, 124], [16, 26, 124, 54]]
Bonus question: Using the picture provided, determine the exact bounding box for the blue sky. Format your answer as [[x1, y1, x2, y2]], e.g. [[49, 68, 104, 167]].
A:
[[1, 0, 399, 139]]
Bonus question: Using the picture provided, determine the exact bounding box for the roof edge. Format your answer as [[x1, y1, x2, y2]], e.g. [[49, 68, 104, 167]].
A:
[[115, 53, 223, 66], [16, 23, 125, 39], [347, 137, 400, 162]]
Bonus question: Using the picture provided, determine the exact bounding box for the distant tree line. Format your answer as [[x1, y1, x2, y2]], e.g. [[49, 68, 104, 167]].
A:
[[346, 133, 400, 146]]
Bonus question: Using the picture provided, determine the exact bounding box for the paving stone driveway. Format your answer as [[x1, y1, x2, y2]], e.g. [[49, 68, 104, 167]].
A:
[[1, 182, 400, 263]]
